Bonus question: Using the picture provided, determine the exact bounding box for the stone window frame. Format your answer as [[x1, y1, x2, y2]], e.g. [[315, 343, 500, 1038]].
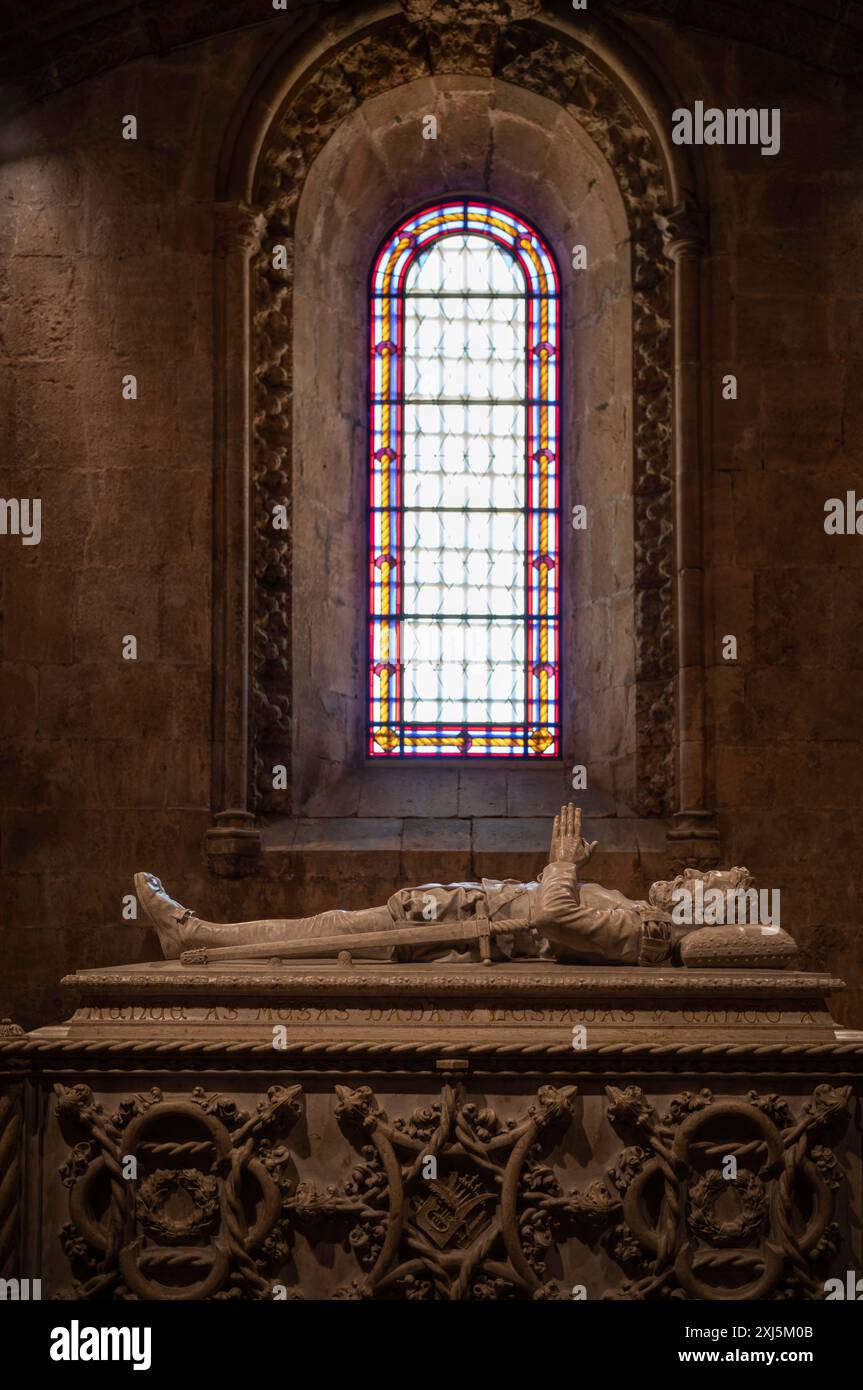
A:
[[205, 1, 716, 876]]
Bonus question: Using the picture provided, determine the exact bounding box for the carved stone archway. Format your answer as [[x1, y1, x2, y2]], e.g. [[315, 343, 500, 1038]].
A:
[[206, 0, 716, 875]]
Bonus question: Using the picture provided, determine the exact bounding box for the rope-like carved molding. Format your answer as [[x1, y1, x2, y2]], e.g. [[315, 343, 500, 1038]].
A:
[[0, 1087, 22, 1274], [248, 10, 678, 815], [3, 1039, 862, 1058]]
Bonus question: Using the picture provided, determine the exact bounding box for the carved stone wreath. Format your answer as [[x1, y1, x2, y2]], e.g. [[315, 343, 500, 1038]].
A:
[[249, 5, 677, 816], [136, 1168, 220, 1245]]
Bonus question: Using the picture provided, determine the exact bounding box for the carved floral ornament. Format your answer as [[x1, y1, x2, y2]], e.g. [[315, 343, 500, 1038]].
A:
[[241, 5, 700, 816], [401, 0, 542, 23], [54, 1080, 851, 1300], [55, 1082, 303, 1300], [214, 203, 267, 258]]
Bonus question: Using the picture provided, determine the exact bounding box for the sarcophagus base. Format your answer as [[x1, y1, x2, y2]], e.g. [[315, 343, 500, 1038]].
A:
[[1, 963, 861, 1301]]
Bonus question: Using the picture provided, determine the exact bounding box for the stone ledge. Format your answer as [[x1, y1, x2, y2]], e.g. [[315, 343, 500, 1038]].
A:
[[260, 814, 670, 855], [28, 961, 850, 1050], [59, 961, 845, 999], [294, 762, 620, 821]]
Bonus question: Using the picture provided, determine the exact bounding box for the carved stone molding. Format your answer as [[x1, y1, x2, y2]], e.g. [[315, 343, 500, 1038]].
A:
[[7, 962, 853, 1081], [214, 201, 267, 258], [667, 808, 722, 871], [55, 963, 848, 998], [401, 0, 540, 21], [0, 1085, 22, 1276], [10, 1038, 863, 1072], [400, 0, 542, 72], [658, 196, 708, 262], [204, 808, 262, 878], [246, 13, 686, 818]]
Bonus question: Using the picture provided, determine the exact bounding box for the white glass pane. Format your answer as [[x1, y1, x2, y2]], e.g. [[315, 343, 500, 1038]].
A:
[[402, 511, 524, 617], [403, 402, 524, 509], [404, 296, 525, 400], [406, 234, 523, 295], [402, 619, 525, 723]]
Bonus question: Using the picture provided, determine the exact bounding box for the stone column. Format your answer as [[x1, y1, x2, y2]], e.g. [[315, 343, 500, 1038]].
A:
[[659, 199, 721, 868], [206, 202, 267, 877]]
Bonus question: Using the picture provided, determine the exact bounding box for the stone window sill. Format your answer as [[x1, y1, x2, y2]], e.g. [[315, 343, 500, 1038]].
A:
[[260, 814, 669, 865]]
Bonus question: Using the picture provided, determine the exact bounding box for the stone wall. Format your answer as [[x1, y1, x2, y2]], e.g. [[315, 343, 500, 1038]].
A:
[[0, 3, 861, 1029], [0, 25, 277, 1022], [677, 30, 863, 1031]]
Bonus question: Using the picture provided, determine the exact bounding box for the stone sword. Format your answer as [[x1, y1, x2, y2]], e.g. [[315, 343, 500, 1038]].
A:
[[179, 903, 518, 967]]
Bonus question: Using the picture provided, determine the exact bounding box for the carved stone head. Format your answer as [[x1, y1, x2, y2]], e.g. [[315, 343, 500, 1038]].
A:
[[648, 865, 754, 913]]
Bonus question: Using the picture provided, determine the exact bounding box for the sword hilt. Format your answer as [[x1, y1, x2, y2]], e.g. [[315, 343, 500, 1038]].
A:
[[476, 901, 492, 967]]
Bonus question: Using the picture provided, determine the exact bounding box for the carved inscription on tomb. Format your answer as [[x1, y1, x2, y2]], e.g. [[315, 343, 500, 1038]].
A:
[[82, 1003, 820, 1027], [86, 1006, 188, 1022]]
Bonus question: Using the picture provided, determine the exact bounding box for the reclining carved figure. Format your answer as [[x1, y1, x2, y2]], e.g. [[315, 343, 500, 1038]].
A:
[[135, 805, 775, 968]]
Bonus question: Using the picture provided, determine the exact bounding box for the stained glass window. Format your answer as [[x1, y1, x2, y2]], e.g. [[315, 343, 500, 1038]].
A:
[[369, 200, 560, 758]]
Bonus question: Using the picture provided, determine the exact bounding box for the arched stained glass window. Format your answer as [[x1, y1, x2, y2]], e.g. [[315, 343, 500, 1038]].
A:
[[369, 199, 560, 758]]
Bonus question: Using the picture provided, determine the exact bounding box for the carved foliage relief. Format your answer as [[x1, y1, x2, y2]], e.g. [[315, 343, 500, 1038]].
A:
[[54, 1080, 851, 1301], [55, 1082, 303, 1300], [576, 1082, 851, 1301], [249, 7, 675, 814]]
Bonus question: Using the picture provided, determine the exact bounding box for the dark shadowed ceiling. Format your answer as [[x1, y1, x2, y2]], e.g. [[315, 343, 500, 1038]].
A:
[[0, 0, 861, 115]]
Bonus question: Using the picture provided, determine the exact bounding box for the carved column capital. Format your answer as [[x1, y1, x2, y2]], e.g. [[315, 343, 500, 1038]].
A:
[[205, 810, 262, 878], [666, 809, 721, 871], [657, 197, 707, 262], [214, 202, 266, 258]]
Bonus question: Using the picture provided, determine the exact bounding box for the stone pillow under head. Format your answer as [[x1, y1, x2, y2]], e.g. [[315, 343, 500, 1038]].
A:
[[679, 924, 797, 970]]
